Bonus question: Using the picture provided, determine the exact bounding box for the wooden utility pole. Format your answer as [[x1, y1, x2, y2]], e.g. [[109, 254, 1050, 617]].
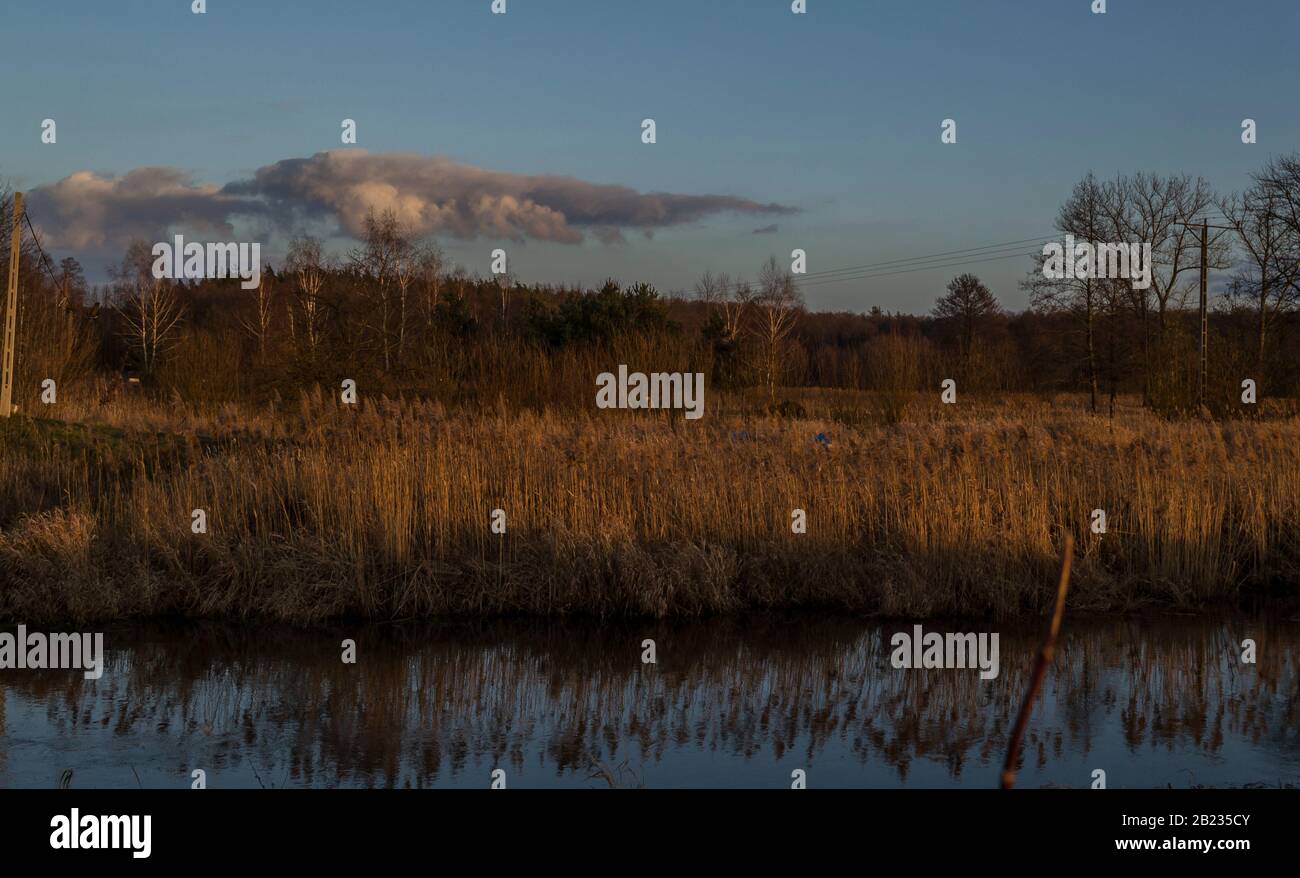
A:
[[1, 192, 22, 418], [1198, 218, 1208, 409], [1178, 217, 1233, 411]]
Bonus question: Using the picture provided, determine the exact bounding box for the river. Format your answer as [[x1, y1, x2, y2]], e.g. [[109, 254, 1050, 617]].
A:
[[1, 613, 1296, 789]]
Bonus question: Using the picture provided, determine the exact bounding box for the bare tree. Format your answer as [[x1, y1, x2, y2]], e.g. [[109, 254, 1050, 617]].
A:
[[495, 270, 516, 330], [239, 274, 275, 361], [113, 242, 185, 374], [56, 257, 86, 309], [1113, 173, 1230, 326], [694, 270, 724, 308], [286, 236, 327, 362], [9, 246, 98, 401], [751, 256, 803, 404], [349, 208, 411, 371], [1220, 181, 1300, 369], [1026, 174, 1109, 411], [695, 270, 752, 347], [416, 243, 445, 331], [1100, 173, 1229, 404], [394, 246, 415, 361], [933, 272, 1000, 370], [1255, 153, 1300, 242]]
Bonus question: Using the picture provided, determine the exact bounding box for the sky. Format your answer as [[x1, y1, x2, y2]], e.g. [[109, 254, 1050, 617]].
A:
[[1, 0, 1297, 313]]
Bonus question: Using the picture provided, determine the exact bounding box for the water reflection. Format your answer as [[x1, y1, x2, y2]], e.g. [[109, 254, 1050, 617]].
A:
[[1, 615, 1297, 788]]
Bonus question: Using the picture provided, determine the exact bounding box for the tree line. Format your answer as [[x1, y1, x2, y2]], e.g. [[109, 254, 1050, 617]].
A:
[[2, 153, 1297, 416]]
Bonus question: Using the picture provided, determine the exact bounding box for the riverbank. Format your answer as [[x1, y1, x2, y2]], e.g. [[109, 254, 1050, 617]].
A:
[[1, 393, 1297, 625]]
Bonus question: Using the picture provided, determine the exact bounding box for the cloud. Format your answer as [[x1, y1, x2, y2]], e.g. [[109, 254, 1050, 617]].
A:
[[752, 224, 780, 235], [227, 151, 796, 243], [27, 151, 796, 256], [25, 167, 265, 253]]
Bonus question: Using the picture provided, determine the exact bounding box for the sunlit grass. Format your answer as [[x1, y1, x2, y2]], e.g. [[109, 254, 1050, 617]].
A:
[[1, 389, 1296, 623]]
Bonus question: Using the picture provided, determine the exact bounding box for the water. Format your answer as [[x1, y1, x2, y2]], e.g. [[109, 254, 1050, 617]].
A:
[[2, 614, 1297, 789]]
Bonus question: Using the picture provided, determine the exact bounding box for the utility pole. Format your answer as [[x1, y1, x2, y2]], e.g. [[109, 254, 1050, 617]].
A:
[[1178, 217, 1233, 411], [1198, 218, 1208, 409], [1, 192, 21, 418]]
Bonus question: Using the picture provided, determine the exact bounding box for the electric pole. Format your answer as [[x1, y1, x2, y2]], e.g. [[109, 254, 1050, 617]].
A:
[[1, 192, 21, 418], [1198, 217, 1208, 409], [1182, 217, 1231, 410]]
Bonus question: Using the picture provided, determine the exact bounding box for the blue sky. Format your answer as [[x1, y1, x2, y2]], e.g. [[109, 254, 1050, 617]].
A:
[[2, 0, 1296, 312]]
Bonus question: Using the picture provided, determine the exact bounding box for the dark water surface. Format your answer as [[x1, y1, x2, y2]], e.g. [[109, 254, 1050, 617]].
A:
[[2, 614, 1297, 789]]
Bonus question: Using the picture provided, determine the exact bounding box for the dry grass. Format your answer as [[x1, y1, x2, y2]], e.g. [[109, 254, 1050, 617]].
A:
[[1, 388, 1297, 624]]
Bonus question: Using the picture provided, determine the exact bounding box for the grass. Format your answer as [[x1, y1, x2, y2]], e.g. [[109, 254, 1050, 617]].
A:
[[0, 389, 1297, 625]]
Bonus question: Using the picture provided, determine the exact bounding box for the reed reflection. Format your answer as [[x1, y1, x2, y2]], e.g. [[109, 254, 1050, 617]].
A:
[[1, 615, 1296, 788]]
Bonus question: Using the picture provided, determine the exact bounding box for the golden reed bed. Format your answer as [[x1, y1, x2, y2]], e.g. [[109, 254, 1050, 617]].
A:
[[1, 390, 1297, 624]]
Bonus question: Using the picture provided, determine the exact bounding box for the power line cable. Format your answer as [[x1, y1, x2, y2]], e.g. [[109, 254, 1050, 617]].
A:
[[798, 249, 1042, 288], [700, 235, 1060, 296], [800, 241, 1052, 282], [792, 235, 1058, 279], [21, 209, 63, 293]]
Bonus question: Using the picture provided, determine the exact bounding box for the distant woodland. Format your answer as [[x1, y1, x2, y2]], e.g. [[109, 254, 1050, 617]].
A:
[[4, 154, 1299, 419]]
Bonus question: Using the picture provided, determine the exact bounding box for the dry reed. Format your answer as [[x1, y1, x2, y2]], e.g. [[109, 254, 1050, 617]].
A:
[[1, 391, 1296, 624]]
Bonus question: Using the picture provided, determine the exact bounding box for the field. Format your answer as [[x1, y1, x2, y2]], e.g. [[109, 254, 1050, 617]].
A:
[[1, 388, 1297, 625]]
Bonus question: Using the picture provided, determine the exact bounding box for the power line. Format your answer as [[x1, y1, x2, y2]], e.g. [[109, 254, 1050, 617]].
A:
[[15, 199, 1245, 309], [705, 219, 1243, 297], [21, 209, 63, 293], [795, 215, 1234, 282], [798, 242, 1051, 283], [698, 235, 1059, 297], [792, 216, 1248, 290], [794, 235, 1057, 279], [798, 249, 1042, 288]]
